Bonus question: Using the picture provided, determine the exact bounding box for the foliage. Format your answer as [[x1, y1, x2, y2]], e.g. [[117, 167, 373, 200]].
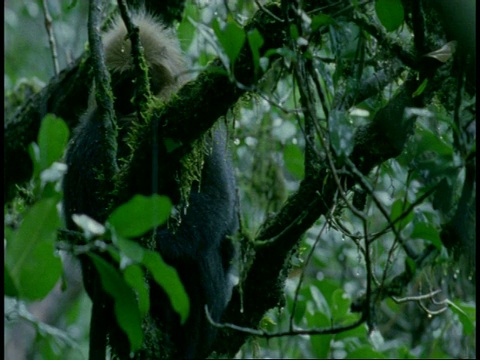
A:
[[4, 0, 476, 359]]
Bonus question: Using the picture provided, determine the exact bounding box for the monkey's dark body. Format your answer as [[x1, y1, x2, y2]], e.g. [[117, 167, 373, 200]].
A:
[[152, 130, 237, 358], [63, 107, 237, 358], [151, 128, 237, 358]]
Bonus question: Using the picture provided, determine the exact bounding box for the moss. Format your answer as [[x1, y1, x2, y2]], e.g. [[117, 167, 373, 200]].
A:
[[4, 78, 45, 119], [119, 93, 208, 210], [177, 137, 206, 205]]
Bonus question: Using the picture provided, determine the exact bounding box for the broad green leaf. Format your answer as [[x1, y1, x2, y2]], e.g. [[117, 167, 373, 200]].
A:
[[375, 0, 404, 32], [331, 289, 351, 319], [311, 14, 335, 32], [213, 19, 246, 65], [116, 237, 146, 263], [405, 257, 416, 275], [415, 124, 453, 157], [247, 28, 264, 77], [410, 124, 456, 183], [143, 250, 190, 324], [108, 194, 172, 238], [90, 254, 143, 351], [390, 199, 413, 231], [306, 310, 333, 358], [305, 305, 330, 328], [447, 300, 476, 335], [37, 114, 70, 173], [124, 264, 150, 318], [346, 345, 386, 358], [334, 319, 367, 340], [283, 144, 304, 179], [310, 331, 333, 359], [115, 237, 188, 323], [310, 286, 331, 318], [177, 5, 197, 52], [6, 198, 62, 300], [4, 265, 18, 297], [289, 24, 300, 40], [288, 292, 307, 324], [410, 222, 442, 249]]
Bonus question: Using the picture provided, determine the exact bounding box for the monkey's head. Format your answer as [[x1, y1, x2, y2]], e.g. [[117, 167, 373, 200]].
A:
[[102, 12, 187, 115]]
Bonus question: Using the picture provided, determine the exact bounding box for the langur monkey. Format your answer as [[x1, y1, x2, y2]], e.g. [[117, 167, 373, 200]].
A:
[[63, 11, 237, 359]]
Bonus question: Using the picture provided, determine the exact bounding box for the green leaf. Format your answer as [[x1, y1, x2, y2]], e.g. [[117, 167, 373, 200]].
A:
[[410, 124, 456, 183], [306, 310, 333, 358], [213, 19, 246, 65], [37, 114, 70, 174], [412, 78, 428, 98], [283, 144, 304, 179], [410, 222, 442, 249], [291, 294, 307, 324], [447, 300, 476, 335], [305, 304, 330, 328], [177, 4, 197, 52], [247, 28, 264, 76], [334, 319, 367, 340], [143, 251, 190, 324], [259, 316, 277, 332], [289, 24, 300, 40], [163, 137, 182, 153], [124, 264, 150, 318], [310, 286, 331, 318], [108, 194, 172, 238], [4, 265, 18, 297], [116, 237, 146, 263], [90, 254, 143, 351], [311, 14, 335, 32], [6, 198, 62, 300], [346, 345, 386, 358], [310, 331, 333, 359], [390, 199, 413, 231], [415, 124, 453, 157], [115, 237, 188, 323], [375, 0, 404, 32], [405, 257, 416, 275], [331, 289, 351, 319]]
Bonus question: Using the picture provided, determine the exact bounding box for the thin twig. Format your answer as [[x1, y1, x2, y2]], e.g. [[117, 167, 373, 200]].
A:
[[41, 0, 60, 75], [289, 219, 329, 331], [392, 289, 442, 304], [255, 0, 284, 22], [206, 305, 365, 338]]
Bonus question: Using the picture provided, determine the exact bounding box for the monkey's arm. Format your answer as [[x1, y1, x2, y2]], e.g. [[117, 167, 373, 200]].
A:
[[62, 106, 120, 360], [62, 108, 118, 228]]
